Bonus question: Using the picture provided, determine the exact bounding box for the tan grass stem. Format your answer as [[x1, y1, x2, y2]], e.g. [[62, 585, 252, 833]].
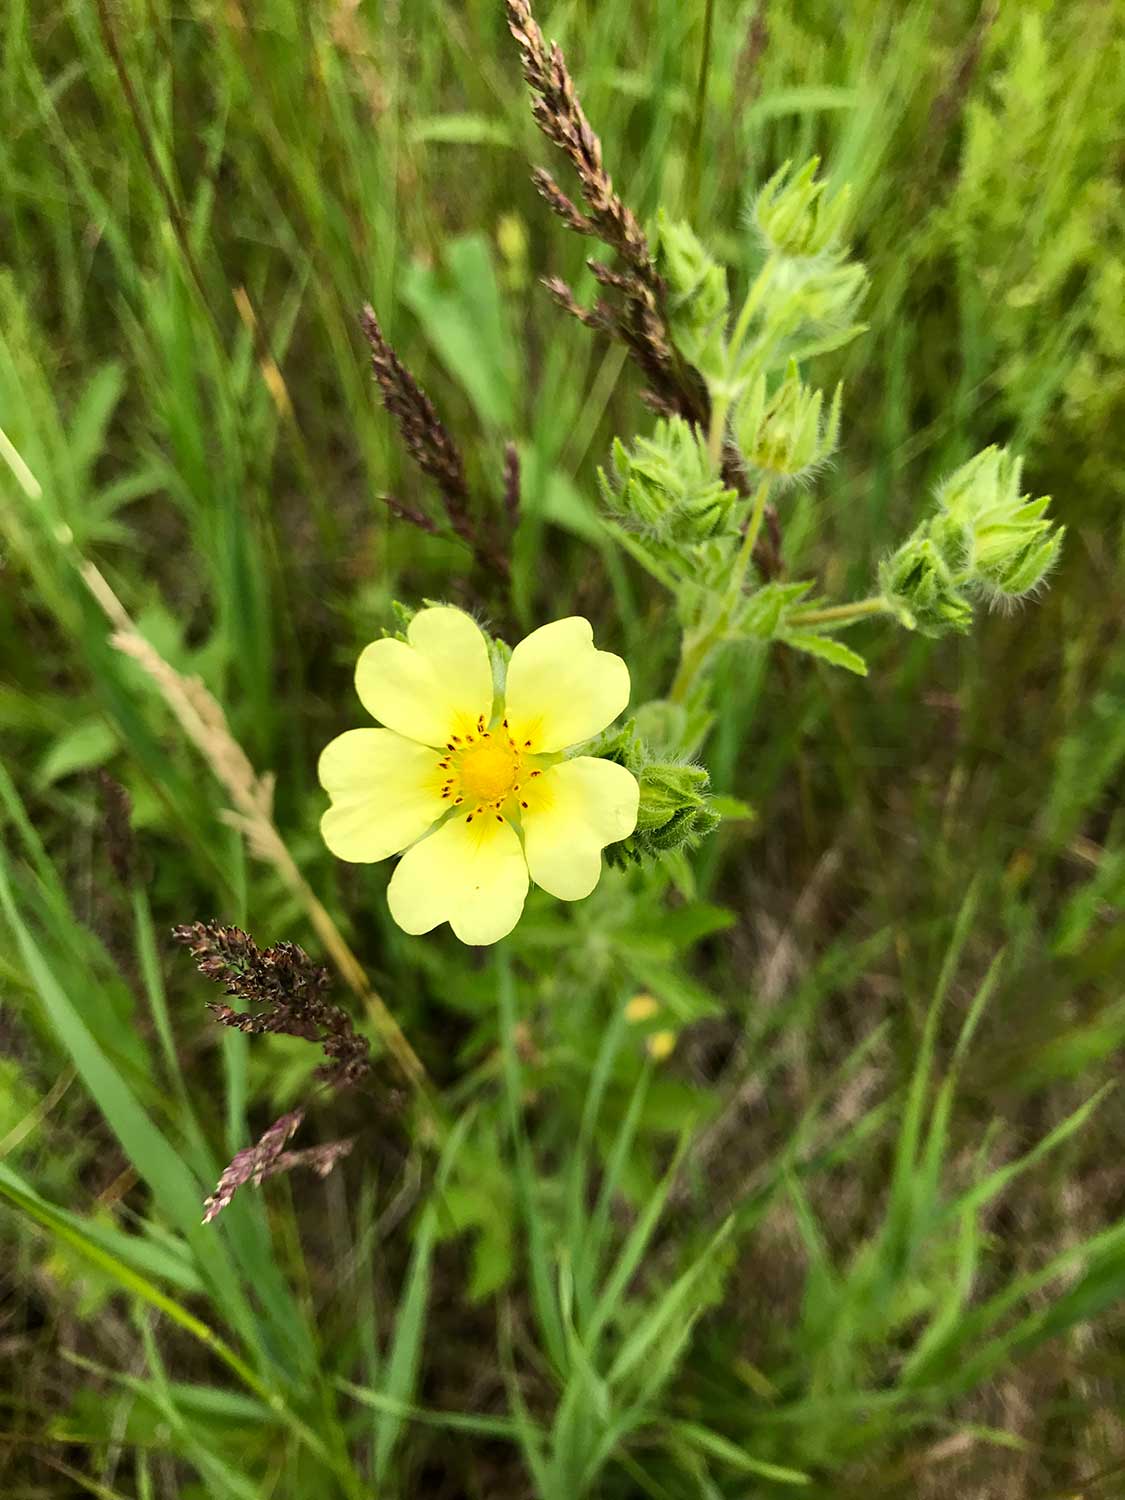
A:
[[79, 558, 432, 1100]]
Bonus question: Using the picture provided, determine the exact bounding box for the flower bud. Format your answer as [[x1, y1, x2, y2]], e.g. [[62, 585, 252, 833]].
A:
[[878, 526, 973, 638], [591, 720, 721, 865], [734, 361, 842, 481], [936, 446, 1065, 599], [653, 211, 729, 378], [598, 418, 738, 542], [611, 761, 720, 862], [753, 157, 851, 260]]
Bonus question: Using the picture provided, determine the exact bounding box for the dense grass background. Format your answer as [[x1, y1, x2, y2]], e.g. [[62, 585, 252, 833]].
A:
[[2, 0, 1124, 1495]]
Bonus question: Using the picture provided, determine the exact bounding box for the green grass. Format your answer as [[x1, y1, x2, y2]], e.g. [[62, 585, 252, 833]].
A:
[[2, 0, 1125, 1495]]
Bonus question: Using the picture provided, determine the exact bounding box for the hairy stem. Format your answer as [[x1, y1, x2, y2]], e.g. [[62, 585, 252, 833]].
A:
[[788, 595, 889, 628], [670, 478, 773, 705], [733, 477, 774, 597]]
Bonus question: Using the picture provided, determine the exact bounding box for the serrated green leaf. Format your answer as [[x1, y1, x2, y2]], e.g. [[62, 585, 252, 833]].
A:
[[784, 631, 868, 675]]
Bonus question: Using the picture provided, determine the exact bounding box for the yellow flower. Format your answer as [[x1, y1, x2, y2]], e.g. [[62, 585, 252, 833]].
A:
[[318, 607, 640, 945], [646, 1029, 677, 1062], [625, 993, 660, 1023]]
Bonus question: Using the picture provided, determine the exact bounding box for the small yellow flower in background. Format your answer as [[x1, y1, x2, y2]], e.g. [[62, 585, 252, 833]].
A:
[[646, 1030, 677, 1062], [318, 606, 640, 945], [625, 992, 660, 1023]]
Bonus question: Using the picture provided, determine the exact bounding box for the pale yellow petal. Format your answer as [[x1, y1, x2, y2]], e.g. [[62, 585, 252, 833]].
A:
[[520, 756, 639, 901], [354, 606, 493, 748], [504, 616, 630, 754], [318, 729, 445, 862], [387, 812, 529, 945]]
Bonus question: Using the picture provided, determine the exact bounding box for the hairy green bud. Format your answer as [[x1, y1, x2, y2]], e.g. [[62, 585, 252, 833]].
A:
[[753, 157, 851, 260], [734, 360, 842, 481], [598, 418, 738, 542], [653, 211, 729, 378], [878, 527, 974, 638], [591, 718, 721, 865], [612, 760, 721, 864], [936, 446, 1065, 599]]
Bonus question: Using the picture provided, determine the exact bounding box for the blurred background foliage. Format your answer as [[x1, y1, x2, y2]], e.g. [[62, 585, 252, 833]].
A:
[[1, 0, 1124, 1495]]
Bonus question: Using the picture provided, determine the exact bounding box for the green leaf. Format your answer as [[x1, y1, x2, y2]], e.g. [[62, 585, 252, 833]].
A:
[[401, 234, 517, 430], [709, 795, 755, 821], [408, 114, 513, 148], [0, 851, 264, 1360], [745, 86, 858, 125], [0, 1163, 203, 1294], [67, 361, 125, 482], [35, 718, 118, 786], [670, 1420, 812, 1484], [374, 1111, 472, 1483], [784, 631, 868, 676]]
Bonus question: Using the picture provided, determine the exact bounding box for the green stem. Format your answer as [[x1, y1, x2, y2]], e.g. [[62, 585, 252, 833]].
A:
[[669, 628, 715, 706], [734, 478, 773, 595], [669, 479, 773, 705], [788, 595, 889, 629], [728, 253, 777, 363], [707, 390, 730, 470], [706, 256, 778, 471]]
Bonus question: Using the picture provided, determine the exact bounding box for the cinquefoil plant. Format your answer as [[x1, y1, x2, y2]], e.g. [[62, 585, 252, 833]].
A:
[[502, 0, 1063, 856]]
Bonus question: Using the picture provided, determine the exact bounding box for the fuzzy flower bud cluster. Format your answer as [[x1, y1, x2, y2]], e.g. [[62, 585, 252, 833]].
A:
[[598, 418, 739, 542], [879, 530, 975, 638], [593, 718, 721, 865], [726, 159, 867, 381], [754, 157, 851, 260], [880, 446, 1064, 636], [935, 446, 1065, 600], [653, 212, 729, 380], [734, 360, 842, 482]]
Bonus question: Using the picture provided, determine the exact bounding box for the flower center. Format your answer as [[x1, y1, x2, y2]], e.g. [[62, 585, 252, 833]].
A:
[[459, 737, 519, 803], [437, 721, 544, 819]]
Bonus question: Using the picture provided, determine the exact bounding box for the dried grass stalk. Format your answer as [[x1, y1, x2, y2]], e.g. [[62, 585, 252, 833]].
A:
[[79, 559, 431, 1098], [360, 306, 509, 579]]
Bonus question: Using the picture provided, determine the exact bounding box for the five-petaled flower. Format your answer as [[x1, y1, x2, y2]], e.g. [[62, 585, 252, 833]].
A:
[[318, 607, 640, 945]]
